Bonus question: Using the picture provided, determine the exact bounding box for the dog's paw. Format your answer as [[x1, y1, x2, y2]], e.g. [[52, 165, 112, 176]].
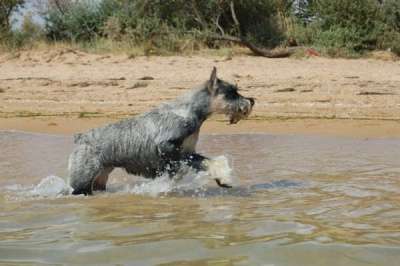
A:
[[215, 178, 233, 188]]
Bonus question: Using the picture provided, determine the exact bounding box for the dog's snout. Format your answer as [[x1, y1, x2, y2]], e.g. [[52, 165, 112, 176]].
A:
[[247, 97, 255, 107]]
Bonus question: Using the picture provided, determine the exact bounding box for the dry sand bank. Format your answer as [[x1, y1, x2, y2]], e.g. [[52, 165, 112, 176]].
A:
[[0, 50, 399, 138]]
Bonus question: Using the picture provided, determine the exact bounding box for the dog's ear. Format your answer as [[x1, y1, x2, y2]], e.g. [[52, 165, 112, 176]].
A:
[[208, 67, 218, 94]]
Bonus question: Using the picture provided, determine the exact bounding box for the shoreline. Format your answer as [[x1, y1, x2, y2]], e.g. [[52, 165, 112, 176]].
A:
[[1, 117, 399, 139]]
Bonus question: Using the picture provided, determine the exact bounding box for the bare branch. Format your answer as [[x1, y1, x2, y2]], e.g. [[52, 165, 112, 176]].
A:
[[229, 1, 242, 37], [190, 0, 207, 30], [211, 34, 298, 58], [230, 1, 239, 27], [215, 13, 225, 36], [190, 0, 295, 58], [52, 0, 66, 15]]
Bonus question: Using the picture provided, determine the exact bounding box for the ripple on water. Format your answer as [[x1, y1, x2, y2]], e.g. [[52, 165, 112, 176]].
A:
[[321, 184, 381, 198], [1, 131, 400, 265], [248, 220, 317, 238]]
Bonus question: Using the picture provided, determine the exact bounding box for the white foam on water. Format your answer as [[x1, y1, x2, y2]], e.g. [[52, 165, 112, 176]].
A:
[[125, 155, 236, 197], [3, 183, 28, 192], [3, 156, 235, 199], [2, 175, 73, 201], [30, 175, 73, 197]]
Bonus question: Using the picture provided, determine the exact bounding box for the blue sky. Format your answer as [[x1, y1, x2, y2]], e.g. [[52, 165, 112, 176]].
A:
[[11, 0, 45, 29]]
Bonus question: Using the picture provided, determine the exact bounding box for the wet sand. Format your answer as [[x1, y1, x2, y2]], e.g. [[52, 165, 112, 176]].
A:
[[1, 116, 400, 139]]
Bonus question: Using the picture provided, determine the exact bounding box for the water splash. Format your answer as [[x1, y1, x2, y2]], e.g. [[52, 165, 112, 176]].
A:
[[4, 156, 300, 199], [30, 175, 72, 197], [124, 156, 235, 197], [204, 155, 236, 186], [6, 156, 235, 198], [2, 175, 72, 200]]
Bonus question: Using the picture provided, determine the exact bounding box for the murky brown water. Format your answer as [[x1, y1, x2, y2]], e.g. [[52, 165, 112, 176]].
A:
[[0, 131, 399, 265]]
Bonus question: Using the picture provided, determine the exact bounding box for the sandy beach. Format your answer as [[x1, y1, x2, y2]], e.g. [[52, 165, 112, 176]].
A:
[[1, 50, 399, 138]]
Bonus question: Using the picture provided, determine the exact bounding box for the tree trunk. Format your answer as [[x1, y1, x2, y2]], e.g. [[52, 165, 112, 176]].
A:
[[211, 35, 298, 58]]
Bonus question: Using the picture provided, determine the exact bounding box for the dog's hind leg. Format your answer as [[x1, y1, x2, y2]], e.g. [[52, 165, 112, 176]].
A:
[[92, 166, 113, 192], [68, 144, 109, 195]]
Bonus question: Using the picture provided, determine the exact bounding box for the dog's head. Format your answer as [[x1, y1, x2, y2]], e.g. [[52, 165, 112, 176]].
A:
[[207, 67, 255, 124]]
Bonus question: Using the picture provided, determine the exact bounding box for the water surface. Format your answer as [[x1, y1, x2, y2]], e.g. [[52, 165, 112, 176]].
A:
[[0, 131, 399, 265]]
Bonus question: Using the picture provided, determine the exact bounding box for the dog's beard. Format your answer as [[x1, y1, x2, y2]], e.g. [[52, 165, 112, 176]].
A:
[[214, 100, 252, 124], [228, 105, 252, 124], [229, 113, 243, 124]]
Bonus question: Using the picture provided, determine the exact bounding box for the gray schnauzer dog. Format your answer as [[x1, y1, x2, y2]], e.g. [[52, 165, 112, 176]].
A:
[[68, 67, 255, 195]]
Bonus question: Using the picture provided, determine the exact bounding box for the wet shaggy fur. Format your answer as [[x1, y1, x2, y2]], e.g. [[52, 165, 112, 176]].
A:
[[68, 68, 254, 195]]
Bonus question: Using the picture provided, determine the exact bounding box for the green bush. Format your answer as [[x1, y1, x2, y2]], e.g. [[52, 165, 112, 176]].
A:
[[2, 0, 400, 57], [377, 26, 400, 55], [0, 12, 42, 50], [380, 0, 400, 55], [290, 0, 400, 56], [0, 0, 25, 43], [42, 0, 286, 51], [45, 0, 111, 41], [21, 12, 44, 42], [382, 0, 400, 31]]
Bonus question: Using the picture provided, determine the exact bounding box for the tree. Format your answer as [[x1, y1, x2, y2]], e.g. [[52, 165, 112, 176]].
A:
[[0, 0, 25, 34], [293, 0, 314, 24], [199, 0, 298, 57]]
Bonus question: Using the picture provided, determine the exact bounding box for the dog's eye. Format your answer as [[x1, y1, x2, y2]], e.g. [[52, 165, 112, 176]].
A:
[[229, 86, 238, 92], [223, 89, 240, 100]]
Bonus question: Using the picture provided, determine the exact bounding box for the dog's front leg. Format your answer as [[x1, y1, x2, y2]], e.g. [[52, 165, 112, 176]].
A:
[[184, 154, 232, 188]]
